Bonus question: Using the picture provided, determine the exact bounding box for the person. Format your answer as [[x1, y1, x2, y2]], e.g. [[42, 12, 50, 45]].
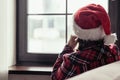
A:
[[51, 4, 120, 80]]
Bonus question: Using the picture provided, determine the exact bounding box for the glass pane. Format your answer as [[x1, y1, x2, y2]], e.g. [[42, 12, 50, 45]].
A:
[[68, 0, 108, 13], [27, 15, 65, 53], [28, 0, 65, 14], [67, 15, 74, 40]]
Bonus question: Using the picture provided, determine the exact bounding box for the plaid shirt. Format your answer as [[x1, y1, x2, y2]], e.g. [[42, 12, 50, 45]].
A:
[[51, 44, 120, 80]]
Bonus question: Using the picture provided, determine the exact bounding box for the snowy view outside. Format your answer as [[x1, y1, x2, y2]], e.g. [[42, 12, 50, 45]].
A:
[[27, 0, 108, 53]]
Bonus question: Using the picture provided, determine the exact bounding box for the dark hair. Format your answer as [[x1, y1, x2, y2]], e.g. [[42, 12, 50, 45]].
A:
[[77, 38, 104, 50]]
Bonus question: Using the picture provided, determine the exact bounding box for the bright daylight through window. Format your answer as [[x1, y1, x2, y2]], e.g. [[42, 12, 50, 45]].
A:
[[27, 0, 108, 54]]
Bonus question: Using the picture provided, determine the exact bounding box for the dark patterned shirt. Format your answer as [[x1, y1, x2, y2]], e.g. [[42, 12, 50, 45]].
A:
[[51, 43, 120, 80]]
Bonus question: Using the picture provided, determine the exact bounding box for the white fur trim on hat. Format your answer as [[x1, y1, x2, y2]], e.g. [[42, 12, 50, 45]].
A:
[[73, 21, 117, 45], [104, 33, 117, 45], [73, 21, 105, 41]]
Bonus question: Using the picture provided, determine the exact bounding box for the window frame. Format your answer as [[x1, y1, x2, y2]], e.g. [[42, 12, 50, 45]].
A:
[[16, 0, 120, 66], [16, 0, 71, 66]]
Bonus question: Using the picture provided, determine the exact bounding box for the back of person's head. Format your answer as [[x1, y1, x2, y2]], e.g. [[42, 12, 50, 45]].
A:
[[73, 4, 117, 45]]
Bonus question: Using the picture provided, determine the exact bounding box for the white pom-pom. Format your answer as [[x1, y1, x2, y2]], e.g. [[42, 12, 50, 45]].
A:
[[104, 33, 117, 45]]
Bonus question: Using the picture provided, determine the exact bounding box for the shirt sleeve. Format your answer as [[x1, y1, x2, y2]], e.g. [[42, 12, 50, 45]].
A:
[[51, 50, 90, 80], [51, 45, 74, 80]]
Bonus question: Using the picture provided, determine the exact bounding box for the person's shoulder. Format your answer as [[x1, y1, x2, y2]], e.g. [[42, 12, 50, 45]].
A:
[[63, 50, 90, 65], [64, 49, 96, 62]]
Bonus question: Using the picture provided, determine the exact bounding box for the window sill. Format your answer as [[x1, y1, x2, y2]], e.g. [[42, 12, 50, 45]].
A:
[[9, 66, 53, 75]]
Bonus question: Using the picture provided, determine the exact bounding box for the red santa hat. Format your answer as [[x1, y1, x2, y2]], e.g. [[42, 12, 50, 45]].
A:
[[73, 4, 117, 45]]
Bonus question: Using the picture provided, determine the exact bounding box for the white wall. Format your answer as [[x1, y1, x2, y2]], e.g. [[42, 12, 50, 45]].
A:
[[0, 0, 16, 80], [0, 0, 8, 79]]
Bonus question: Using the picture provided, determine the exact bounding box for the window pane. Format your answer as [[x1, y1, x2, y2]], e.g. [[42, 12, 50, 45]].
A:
[[28, 0, 65, 14], [68, 0, 108, 13], [67, 15, 74, 40], [27, 15, 65, 53]]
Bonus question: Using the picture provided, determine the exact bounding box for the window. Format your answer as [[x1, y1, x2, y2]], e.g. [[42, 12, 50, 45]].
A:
[[17, 0, 119, 66]]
